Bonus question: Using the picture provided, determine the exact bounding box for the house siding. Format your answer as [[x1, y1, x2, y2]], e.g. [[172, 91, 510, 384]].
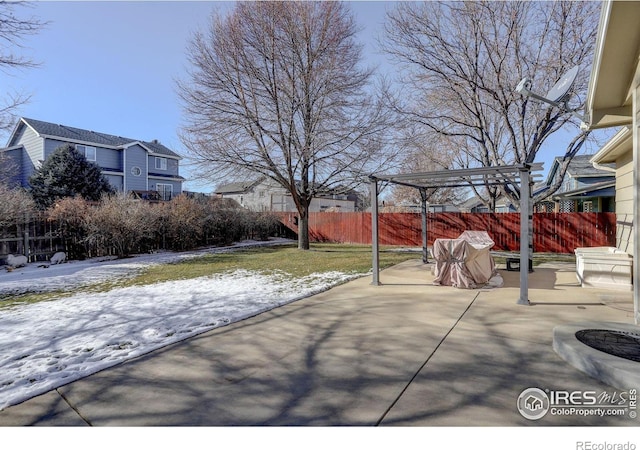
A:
[[615, 151, 634, 254], [99, 147, 122, 172], [148, 155, 180, 178], [309, 197, 356, 212], [44, 139, 122, 171], [124, 144, 149, 192], [104, 173, 124, 191], [43, 138, 65, 160], [13, 125, 43, 187]]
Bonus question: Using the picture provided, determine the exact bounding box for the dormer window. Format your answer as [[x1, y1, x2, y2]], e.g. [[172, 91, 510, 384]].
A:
[[155, 157, 167, 170], [76, 145, 96, 161]]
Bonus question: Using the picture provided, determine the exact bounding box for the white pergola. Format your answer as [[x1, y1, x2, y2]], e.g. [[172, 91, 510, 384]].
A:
[[369, 163, 543, 305]]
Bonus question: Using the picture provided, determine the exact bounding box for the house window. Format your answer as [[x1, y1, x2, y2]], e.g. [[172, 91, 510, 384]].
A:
[[582, 201, 593, 213], [155, 157, 167, 170], [131, 166, 141, 176], [77, 145, 96, 161], [156, 183, 173, 201]]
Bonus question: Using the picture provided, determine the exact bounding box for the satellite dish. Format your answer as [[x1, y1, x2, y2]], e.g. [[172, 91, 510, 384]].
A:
[[545, 66, 579, 104], [514, 65, 586, 124]]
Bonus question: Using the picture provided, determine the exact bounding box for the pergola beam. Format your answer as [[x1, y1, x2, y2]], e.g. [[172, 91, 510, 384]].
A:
[[374, 163, 543, 182]]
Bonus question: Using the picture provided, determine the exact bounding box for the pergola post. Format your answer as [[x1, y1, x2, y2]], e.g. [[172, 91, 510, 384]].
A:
[[370, 177, 380, 285], [517, 166, 531, 305], [419, 188, 429, 263]]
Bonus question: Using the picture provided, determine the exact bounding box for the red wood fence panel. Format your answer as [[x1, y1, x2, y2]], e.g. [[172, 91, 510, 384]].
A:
[[276, 212, 617, 254]]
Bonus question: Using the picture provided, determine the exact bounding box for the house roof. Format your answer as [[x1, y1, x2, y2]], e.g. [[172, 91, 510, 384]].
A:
[[545, 154, 614, 186], [9, 117, 181, 159], [585, 0, 640, 129], [563, 154, 614, 178]]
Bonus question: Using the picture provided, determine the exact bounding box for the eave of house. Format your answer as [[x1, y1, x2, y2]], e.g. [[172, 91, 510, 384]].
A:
[[0, 144, 24, 152], [591, 126, 633, 164], [586, 0, 640, 129]]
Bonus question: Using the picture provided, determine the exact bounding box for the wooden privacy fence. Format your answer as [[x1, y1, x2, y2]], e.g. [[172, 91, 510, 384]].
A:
[[277, 212, 617, 254], [0, 218, 65, 262]]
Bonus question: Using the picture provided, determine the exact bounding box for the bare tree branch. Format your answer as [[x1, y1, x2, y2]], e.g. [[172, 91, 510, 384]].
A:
[[382, 1, 599, 211], [0, 1, 45, 134]]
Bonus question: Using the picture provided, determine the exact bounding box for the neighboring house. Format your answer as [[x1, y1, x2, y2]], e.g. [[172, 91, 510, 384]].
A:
[[1, 117, 183, 200], [379, 202, 459, 213], [215, 177, 358, 212], [458, 196, 516, 213], [535, 154, 616, 213], [458, 155, 615, 214]]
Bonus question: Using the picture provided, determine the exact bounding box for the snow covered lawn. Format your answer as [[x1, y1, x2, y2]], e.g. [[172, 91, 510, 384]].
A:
[[0, 239, 362, 411]]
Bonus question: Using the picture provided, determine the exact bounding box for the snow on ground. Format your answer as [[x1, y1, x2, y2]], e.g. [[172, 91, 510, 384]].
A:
[[0, 239, 362, 410], [0, 238, 295, 297]]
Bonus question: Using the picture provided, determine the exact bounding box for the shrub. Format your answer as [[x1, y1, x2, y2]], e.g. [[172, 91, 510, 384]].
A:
[[0, 184, 35, 227], [157, 195, 205, 251], [84, 193, 158, 258], [47, 197, 93, 259]]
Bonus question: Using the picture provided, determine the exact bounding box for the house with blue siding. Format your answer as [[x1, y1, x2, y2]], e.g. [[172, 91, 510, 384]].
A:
[[537, 154, 616, 213], [1, 117, 183, 199]]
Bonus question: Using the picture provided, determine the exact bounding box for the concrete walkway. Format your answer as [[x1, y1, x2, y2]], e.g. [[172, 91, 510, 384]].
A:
[[0, 259, 637, 426]]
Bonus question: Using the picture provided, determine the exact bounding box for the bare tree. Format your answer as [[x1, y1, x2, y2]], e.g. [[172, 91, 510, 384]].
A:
[[0, 1, 44, 134], [383, 1, 600, 210], [389, 128, 466, 207], [178, 1, 399, 249]]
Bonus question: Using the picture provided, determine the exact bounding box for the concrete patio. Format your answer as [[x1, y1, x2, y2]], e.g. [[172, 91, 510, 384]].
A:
[[0, 258, 637, 426]]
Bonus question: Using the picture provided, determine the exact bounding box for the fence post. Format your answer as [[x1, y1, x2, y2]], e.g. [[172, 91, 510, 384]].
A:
[[420, 188, 429, 263], [517, 167, 531, 305], [370, 177, 380, 285]]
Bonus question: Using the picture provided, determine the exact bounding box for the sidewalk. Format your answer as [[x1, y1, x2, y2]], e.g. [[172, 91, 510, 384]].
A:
[[0, 259, 637, 426]]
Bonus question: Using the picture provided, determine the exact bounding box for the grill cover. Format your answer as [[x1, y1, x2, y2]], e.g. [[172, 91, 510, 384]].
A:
[[432, 231, 496, 289]]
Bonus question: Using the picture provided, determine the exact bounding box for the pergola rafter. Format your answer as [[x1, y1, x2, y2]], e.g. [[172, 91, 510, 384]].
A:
[[369, 163, 544, 305]]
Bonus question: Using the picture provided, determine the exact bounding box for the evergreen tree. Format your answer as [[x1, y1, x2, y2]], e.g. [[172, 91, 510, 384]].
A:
[[29, 144, 114, 209]]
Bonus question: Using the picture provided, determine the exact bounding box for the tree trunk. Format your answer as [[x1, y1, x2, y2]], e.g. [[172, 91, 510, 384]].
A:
[[298, 206, 310, 250]]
